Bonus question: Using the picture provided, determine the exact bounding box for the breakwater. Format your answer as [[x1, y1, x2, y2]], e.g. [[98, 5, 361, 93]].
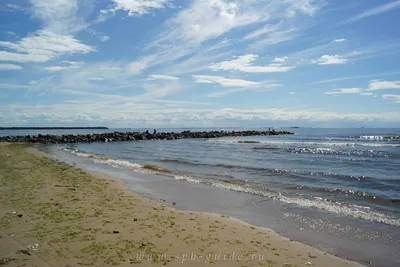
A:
[[0, 127, 108, 130], [0, 130, 293, 144]]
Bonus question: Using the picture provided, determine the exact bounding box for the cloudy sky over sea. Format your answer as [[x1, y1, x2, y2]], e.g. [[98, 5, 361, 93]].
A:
[[0, 0, 399, 127]]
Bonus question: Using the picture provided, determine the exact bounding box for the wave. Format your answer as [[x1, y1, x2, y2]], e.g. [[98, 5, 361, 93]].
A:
[[210, 139, 400, 148], [61, 147, 160, 174], [360, 136, 400, 140], [253, 146, 393, 158], [173, 175, 400, 227], [288, 185, 400, 207], [161, 158, 400, 186], [61, 147, 400, 226]]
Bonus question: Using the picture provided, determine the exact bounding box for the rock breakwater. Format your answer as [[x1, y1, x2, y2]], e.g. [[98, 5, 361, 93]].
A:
[[0, 130, 294, 144]]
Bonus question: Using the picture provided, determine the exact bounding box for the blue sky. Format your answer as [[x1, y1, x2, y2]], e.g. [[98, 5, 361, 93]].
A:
[[0, 0, 399, 128]]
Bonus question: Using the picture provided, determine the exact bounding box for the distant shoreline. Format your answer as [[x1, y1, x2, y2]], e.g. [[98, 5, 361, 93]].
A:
[[0, 127, 108, 130]]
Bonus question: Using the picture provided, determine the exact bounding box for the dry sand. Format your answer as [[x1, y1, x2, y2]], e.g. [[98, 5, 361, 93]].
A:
[[0, 143, 365, 267]]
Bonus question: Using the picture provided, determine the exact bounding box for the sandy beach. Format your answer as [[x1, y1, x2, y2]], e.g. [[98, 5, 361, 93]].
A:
[[0, 143, 365, 267]]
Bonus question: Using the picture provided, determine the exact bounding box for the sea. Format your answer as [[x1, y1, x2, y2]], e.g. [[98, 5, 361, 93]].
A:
[[1, 128, 399, 267]]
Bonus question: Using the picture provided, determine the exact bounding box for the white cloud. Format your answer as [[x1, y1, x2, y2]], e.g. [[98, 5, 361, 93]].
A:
[[289, 92, 297, 95], [347, 0, 400, 22], [192, 75, 262, 88], [2, 104, 400, 128], [141, 81, 182, 99], [333, 38, 346, 43], [44, 61, 85, 72], [155, 0, 254, 46], [205, 83, 281, 97], [206, 87, 256, 97], [45, 66, 68, 72], [382, 94, 400, 104], [360, 92, 373, 96], [149, 0, 318, 49], [313, 55, 348, 65], [5, 4, 25, 12], [274, 56, 289, 63], [107, 0, 172, 16], [0, 64, 23, 71], [244, 24, 281, 40], [128, 56, 156, 75], [367, 80, 400, 91], [0, 30, 94, 63], [100, 36, 110, 42], [311, 71, 400, 84], [89, 78, 105, 81], [210, 54, 294, 73], [0, 51, 48, 63], [29, 0, 81, 33], [285, 0, 319, 17], [147, 74, 180, 81], [245, 24, 299, 49], [324, 88, 361, 95], [140, 0, 319, 74]]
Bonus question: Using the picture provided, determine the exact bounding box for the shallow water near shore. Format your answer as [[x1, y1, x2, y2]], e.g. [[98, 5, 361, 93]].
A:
[[33, 128, 399, 267]]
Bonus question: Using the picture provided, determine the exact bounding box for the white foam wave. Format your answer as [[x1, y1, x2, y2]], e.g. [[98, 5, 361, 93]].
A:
[[360, 135, 400, 140], [61, 147, 146, 172], [173, 175, 276, 198], [61, 147, 400, 227], [279, 196, 400, 227], [174, 173, 400, 227], [174, 175, 202, 184], [93, 158, 143, 170], [210, 140, 400, 148]]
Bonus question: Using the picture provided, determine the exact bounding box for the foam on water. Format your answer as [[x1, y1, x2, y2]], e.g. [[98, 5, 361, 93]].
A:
[[173, 175, 400, 227], [360, 135, 400, 140], [210, 139, 400, 148], [278, 196, 400, 227], [174, 175, 202, 184], [61, 147, 400, 227], [62, 147, 146, 173]]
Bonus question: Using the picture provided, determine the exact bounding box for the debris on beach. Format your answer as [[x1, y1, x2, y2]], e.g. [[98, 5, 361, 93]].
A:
[[17, 249, 31, 256], [27, 244, 40, 251]]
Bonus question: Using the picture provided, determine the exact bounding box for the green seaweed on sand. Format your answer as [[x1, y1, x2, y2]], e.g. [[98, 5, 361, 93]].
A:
[[142, 164, 171, 173], [222, 179, 246, 185]]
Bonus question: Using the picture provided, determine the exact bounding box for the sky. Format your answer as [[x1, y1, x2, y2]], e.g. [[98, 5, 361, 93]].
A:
[[0, 0, 399, 128]]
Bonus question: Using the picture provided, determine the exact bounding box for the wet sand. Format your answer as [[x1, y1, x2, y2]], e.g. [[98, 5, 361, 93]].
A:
[[0, 143, 365, 267]]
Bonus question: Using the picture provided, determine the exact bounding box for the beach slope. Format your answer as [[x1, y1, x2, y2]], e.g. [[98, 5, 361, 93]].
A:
[[0, 144, 364, 267]]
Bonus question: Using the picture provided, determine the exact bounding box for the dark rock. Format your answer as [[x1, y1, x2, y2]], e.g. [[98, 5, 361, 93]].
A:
[[18, 214, 23, 218], [0, 130, 294, 144], [17, 249, 31, 256], [113, 231, 120, 234]]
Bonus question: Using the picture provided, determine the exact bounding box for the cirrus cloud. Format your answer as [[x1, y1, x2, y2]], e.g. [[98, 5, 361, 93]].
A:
[[0, 30, 94, 63], [210, 54, 294, 73], [313, 55, 348, 65], [367, 80, 400, 91], [192, 75, 262, 88], [0, 64, 23, 71]]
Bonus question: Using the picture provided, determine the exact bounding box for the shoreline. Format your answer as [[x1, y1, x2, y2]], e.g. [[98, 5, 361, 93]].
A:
[[1, 143, 364, 267]]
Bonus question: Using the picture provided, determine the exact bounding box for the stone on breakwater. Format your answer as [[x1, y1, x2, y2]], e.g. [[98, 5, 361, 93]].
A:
[[0, 130, 294, 144]]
